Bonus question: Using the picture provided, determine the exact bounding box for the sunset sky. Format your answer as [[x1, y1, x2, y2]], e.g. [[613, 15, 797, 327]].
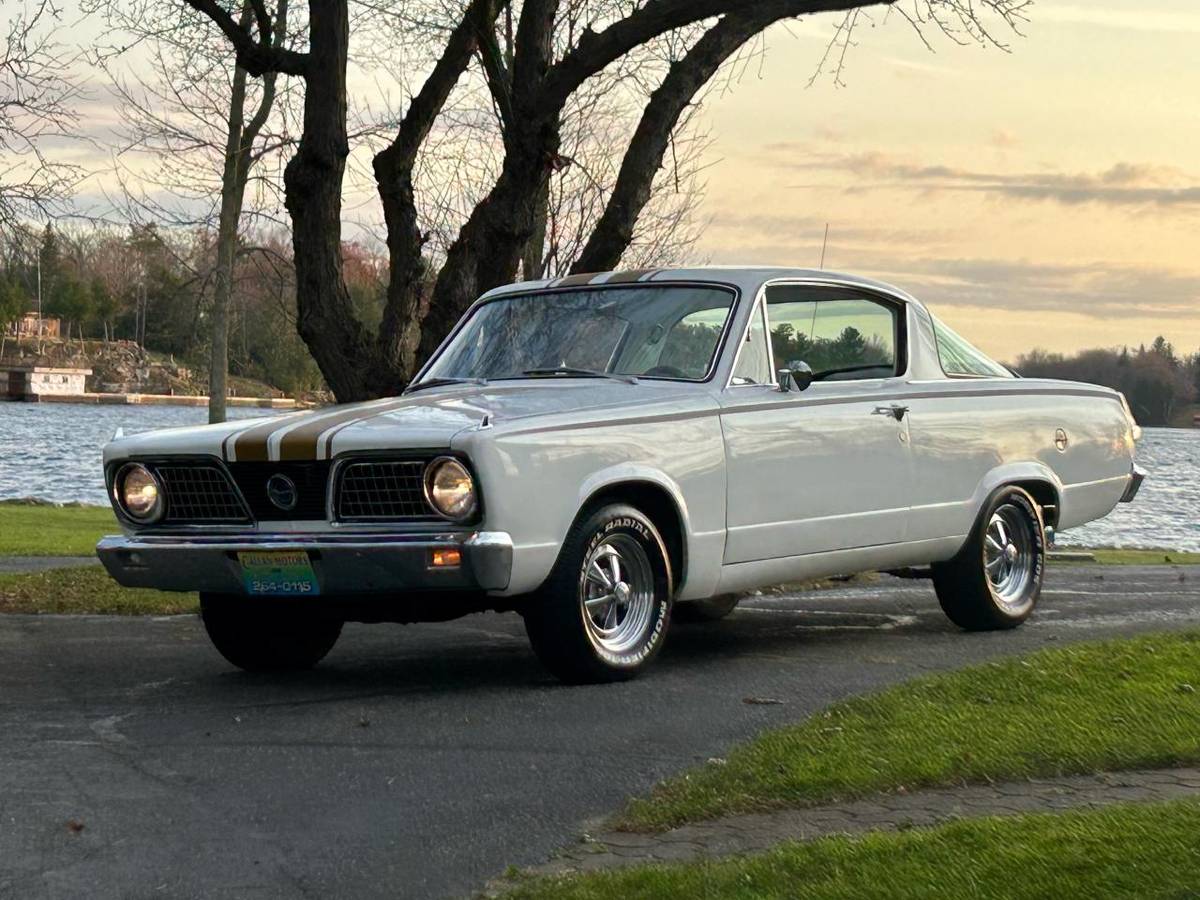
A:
[[696, 1, 1200, 360], [42, 1, 1200, 362]]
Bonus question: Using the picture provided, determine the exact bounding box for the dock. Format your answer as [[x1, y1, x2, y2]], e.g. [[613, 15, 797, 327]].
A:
[[0, 364, 297, 408]]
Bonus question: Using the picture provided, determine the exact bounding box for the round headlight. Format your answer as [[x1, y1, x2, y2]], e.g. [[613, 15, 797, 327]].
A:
[[423, 457, 477, 521], [115, 463, 163, 522]]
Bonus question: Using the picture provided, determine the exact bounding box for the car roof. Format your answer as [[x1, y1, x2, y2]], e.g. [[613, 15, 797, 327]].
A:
[[478, 266, 928, 314]]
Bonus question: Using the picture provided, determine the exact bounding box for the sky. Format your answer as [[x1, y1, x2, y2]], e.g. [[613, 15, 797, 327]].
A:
[[31, 0, 1200, 362], [695, 1, 1200, 359]]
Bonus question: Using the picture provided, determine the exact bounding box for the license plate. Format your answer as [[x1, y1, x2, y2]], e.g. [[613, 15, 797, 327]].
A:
[[238, 551, 320, 597]]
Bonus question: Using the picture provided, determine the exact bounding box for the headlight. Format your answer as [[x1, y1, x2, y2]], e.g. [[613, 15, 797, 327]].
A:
[[423, 457, 477, 521], [114, 463, 164, 523]]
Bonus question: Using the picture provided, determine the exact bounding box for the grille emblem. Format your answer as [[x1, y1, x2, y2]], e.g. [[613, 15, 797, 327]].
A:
[[266, 474, 299, 512]]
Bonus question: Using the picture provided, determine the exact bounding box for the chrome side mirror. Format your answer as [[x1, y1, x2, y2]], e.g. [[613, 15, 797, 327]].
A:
[[778, 360, 814, 393]]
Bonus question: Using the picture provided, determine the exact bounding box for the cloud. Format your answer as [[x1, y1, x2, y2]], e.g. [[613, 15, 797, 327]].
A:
[[769, 149, 1200, 210], [701, 213, 1200, 323], [852, 255, 1200, 322]]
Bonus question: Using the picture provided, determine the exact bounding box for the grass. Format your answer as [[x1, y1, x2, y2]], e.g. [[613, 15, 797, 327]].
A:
[[504, 800, 1200, 900], [618, 631, 1200, 832], [0, 501, 117, 556], [0, 566, 196, 615], [1080, 548, 1200, 566]]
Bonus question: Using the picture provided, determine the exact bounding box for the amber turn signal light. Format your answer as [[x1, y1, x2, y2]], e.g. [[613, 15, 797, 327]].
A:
[[430, 548, 462, 568]]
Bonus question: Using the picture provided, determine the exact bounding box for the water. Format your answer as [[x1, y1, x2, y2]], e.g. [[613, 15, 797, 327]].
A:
[[0, 402, 282, 506], [0, 405, 1195, 552], [1056, 427, 1199, 553]]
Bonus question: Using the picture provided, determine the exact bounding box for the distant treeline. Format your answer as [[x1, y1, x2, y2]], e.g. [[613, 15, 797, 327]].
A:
[[1015, 338, 1199, 427], [0, 222, 390, 396]]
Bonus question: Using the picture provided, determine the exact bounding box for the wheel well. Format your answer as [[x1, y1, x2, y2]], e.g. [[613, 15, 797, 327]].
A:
[[579, 482, 686, 589], [1010, 480, 1060, 528]]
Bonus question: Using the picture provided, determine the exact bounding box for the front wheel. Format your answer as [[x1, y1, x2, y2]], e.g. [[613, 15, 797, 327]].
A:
[[200, 594, 343, 671], [932, 486, 1045, 631], [523, 503, 673, 683]]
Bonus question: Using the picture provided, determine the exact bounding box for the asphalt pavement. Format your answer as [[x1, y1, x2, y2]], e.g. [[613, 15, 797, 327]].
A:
[[1, 564, 1197, 900]]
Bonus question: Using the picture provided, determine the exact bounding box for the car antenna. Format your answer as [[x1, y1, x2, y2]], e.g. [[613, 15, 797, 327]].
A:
[[819, 223, 830, 269]]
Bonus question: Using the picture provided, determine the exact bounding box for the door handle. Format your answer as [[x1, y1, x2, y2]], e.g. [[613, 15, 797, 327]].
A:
[[873, 404, 909, 421]]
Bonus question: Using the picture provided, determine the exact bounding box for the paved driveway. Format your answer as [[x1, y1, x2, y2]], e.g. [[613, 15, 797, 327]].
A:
[[1, 565, 1197, 899]]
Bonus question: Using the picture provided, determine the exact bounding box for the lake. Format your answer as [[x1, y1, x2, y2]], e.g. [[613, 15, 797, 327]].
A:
[[0, 403, 1195, 552]]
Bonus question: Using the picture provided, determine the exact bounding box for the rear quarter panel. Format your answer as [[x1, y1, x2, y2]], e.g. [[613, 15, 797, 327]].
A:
[[905, 379, 1136, 548]]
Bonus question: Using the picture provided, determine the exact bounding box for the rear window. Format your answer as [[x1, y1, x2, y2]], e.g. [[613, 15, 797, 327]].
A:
[[933, 317, 1012, 378]]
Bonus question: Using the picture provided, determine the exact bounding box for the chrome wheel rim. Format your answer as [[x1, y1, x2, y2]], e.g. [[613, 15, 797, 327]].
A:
[[580, 534, 655, 655], [984, 504, 1035, 612]]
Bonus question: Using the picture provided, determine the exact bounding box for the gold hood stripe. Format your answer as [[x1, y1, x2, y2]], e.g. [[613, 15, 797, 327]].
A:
[[227, 399, 399, 462], [226, 415, 298, 462], [603, 268, 660, 283], [276, 398, 412, 461]]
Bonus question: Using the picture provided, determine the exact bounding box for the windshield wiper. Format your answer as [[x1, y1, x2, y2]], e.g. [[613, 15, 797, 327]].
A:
[[521, 367, 638, 385], [810, 364, 891, 382], [404, 376, 487, 394]]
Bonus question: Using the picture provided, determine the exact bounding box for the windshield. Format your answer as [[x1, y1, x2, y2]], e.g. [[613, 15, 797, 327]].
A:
[[422, 285, 736, 382]]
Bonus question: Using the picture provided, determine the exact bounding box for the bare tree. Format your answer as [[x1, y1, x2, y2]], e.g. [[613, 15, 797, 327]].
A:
[[0, 1, 82, 233], [183, 0, 1028, 401], [87, 0, 298, 420]]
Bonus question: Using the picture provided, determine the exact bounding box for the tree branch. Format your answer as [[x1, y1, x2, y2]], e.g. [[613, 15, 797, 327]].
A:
[[476, 14, 513, 129], [372, 0, 504, 377], [183, 0, 309, 76], [573, 9, 774, 273], [545, 0, 893, 109]]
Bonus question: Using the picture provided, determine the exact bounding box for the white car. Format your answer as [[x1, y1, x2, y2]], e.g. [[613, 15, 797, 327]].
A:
[[98, 267, 1144, 682]]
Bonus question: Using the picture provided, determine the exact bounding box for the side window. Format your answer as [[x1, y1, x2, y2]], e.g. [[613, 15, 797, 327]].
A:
[[933, 317, 1012, 378], [730, 300, 772, 385], [766, 288, 898, 381]]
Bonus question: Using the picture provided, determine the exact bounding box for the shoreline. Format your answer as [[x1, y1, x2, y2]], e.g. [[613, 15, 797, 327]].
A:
[[0, 392, 298, 408]]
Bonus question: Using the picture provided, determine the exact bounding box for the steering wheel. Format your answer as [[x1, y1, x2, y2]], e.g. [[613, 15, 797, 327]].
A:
[[642, 365, 688, 379]]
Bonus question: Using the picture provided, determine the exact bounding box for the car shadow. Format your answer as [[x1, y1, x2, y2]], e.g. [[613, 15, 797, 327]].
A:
[[184, 597, 962, 703]]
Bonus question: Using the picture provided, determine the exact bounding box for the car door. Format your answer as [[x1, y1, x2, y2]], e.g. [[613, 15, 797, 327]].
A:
[[719, 284, 915, 565]]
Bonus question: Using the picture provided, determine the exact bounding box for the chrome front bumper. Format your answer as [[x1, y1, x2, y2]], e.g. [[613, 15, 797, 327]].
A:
[[96, 531, 513, 595], [1119, 465, 1147, 503]]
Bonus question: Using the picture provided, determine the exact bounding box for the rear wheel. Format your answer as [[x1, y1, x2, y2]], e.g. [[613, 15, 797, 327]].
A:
[[932, 487, 1045, 630], [523, 503, 673, 683], [200, 594, 343, 671]]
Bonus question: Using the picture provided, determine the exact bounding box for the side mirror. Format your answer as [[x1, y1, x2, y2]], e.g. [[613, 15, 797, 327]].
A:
[[778, 360, 813, 393]]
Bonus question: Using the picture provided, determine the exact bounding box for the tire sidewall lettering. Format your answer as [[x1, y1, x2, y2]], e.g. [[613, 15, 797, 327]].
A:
[[579, 513, 668, 669]]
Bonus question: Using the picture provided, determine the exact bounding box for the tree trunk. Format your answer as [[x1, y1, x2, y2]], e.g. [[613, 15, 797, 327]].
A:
[[284, 0, 376, 401], [522, 176, 549, 279], [209, 63, 250, 424], [573, 11, 770, 273]]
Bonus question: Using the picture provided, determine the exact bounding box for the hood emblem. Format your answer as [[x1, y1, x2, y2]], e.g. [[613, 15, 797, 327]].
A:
[[266, 474, 299, 511]]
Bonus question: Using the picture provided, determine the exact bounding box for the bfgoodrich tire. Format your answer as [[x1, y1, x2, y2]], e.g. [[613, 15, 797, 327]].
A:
[[523, 503, 673, 683], [932, 486, 1046, 631], [200, 594, 343, 671]]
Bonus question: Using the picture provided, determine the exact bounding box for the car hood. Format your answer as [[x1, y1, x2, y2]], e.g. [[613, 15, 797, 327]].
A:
[[104, 380, 711, 464]]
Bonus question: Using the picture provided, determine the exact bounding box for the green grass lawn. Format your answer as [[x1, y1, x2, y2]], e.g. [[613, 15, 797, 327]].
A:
[[505, 800, 1200, 900], [619, 631, 1200, 832], [0, 502, 117, 556], [1082, 548, 1200, 566], [0, 566, 196, 615]]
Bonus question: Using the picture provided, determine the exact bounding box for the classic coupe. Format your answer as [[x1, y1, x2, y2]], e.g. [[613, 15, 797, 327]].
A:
[[98, 267, 1144, 682]]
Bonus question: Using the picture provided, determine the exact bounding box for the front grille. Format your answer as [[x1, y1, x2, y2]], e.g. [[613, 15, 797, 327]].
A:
[[336, 460, 434, 521], [156, 465, 250, 524], [227, 461, 332, 521]]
